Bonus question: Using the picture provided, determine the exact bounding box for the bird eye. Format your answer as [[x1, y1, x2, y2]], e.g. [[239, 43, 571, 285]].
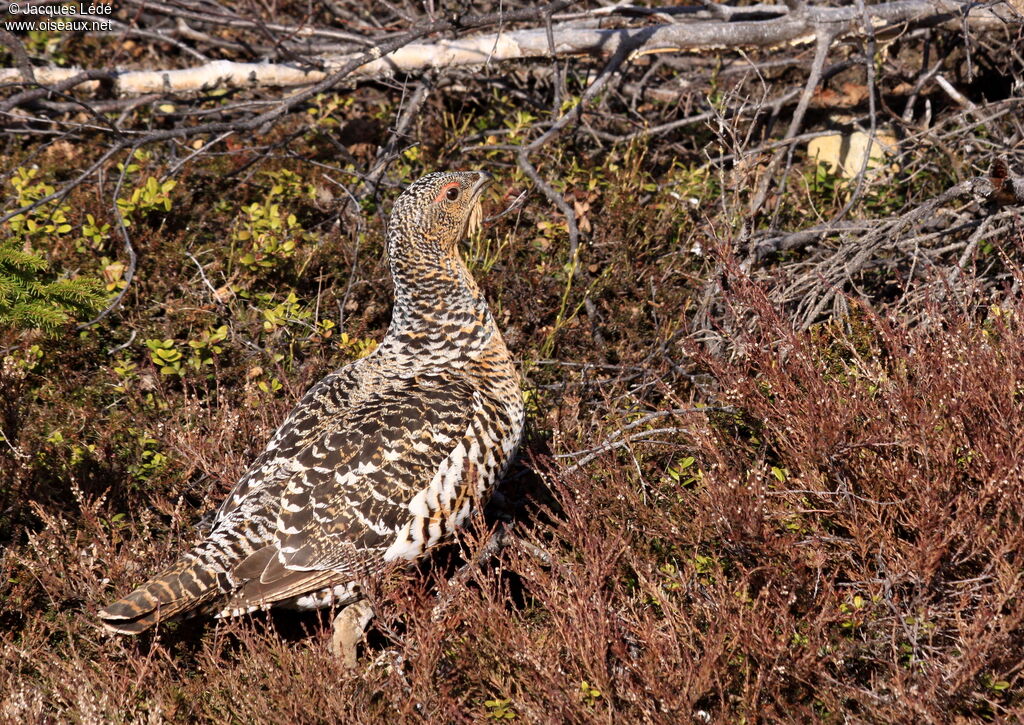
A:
[[446, 186, 461, 202]]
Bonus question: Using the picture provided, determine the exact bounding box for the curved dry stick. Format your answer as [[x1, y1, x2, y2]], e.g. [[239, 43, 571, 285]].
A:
[[362, 78, 433, 201], [517, 30, 647, 261], [0, 28, 35, 83], [76, 145, 140, 330], [747, 27, 836, 216], [516, 152, 580, 259]]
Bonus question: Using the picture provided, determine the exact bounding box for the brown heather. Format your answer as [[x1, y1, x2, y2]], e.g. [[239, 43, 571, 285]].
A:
[[4, 249, 1024, 721]]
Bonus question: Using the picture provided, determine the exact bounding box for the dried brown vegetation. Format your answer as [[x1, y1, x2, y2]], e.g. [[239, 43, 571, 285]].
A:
[[2, 1, 1024, 722]]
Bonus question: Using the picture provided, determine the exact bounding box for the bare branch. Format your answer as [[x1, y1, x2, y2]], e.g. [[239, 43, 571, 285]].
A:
[[0, 0, 1009, 98], [77, 146, 139, 329]]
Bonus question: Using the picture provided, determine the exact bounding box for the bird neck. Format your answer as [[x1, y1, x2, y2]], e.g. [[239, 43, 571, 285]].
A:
[[383, 235, 495, 354]]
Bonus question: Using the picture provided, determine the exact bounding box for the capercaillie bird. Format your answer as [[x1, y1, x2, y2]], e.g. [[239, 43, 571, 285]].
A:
[[99, 171, 524, 664]]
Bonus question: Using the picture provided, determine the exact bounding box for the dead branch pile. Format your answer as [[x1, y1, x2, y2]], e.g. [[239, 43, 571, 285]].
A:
[[1, 0, 1021, 342]]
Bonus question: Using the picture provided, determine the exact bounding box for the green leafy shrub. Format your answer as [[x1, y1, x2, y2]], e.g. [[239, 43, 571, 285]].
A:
[[2, 167, 107, 334], [116, 176, 177, 224], [232, 169, 316, 272], [144, 325, 228, 376], [7, 167, 73, 243]]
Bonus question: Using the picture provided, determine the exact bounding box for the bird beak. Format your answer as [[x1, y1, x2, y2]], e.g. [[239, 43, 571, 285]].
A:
[[464, 172, 493, 239], [471, 171, 493, 198]]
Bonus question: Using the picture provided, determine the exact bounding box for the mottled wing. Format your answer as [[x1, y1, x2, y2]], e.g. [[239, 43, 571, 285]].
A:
[[276, 372, 483, 571], [220, 373, 485, 611], [214, 361, 368, 522]]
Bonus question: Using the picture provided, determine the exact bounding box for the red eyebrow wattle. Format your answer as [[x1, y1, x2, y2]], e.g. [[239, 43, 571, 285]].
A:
[[433, 182, 460, 203]]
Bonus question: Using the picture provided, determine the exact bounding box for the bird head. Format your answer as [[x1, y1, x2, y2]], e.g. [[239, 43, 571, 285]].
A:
[[387, 171, 493, 255]]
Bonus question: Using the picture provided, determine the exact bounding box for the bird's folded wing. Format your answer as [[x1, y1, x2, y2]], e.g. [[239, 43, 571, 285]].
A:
[[223, 373, 484, 608], [213, 364, 364, 522]]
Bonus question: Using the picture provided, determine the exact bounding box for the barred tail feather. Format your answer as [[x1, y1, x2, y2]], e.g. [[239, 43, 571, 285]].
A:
[[98, 556, 227, 634]]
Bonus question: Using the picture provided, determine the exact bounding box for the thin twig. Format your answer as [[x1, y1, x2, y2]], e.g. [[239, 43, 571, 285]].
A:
[[748, 28, 836, 216], [829, 0, 880, 223], [363, 78, 432, 202], [76, 146, 139, 329], [558, 427, 690, 474], [186, 252, 222, 302]]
